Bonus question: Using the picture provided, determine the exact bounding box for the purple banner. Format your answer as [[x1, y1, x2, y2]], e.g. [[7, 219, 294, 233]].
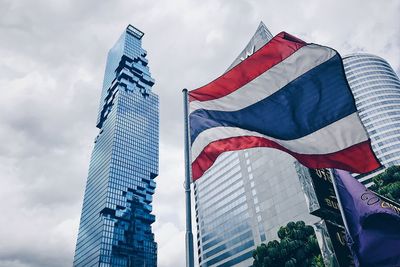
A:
[[333, 169, 400, 267]]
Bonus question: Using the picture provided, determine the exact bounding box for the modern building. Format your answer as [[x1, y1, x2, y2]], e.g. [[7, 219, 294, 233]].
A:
[[194, 149, 318, 267], [74, 25, 158, 267], [343, 54, 400, 184], [194, 22, 318, 267], [225, 21, 273, 72]]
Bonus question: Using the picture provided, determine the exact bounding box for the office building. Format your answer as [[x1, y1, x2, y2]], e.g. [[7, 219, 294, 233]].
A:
[[194, 150, 318, 267], [74, 25, 158, 267], [194, 22, 318, 267], [225, 21, 273, 72], [343, 54, 400, 184], [344, 54, 400, 166]]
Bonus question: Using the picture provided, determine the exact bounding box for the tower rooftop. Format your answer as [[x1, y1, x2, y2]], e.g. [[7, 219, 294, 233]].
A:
[[127, 24, 144, 39]]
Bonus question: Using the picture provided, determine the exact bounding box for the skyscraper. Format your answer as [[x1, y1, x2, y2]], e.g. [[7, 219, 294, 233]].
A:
[[343, 54, 400, 167], [74, 25, 158, 267], [194, 23, 318, 267], [225, 21, 273, 72]]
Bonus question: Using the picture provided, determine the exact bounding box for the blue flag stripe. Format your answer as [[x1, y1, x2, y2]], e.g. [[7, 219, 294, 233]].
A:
[[190, 54, 357, 144]]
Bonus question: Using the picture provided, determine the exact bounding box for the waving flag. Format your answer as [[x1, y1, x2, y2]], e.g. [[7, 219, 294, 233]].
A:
[[333, 169, 400, 267], [188, 32, 380, 181]]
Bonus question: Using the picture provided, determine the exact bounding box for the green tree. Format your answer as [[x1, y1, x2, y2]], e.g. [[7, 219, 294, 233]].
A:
[[370, 165, 400, 203], [252, 221, 323, 267]]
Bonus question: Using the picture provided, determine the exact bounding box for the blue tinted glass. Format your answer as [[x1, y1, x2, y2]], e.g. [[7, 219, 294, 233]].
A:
[[74, 25, 158, 267]]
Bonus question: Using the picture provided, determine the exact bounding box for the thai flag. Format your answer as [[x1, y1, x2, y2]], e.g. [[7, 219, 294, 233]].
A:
[[188, 32, 381, 181]]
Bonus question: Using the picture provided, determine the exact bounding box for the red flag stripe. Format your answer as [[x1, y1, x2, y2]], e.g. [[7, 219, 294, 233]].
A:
[[189, 32, 306, 102], [191, 136, 380, 181]]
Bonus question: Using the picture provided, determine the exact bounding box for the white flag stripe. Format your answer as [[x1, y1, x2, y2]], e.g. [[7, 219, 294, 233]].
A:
[[191, 113, 368, 162], [189, 44, 336, 114]]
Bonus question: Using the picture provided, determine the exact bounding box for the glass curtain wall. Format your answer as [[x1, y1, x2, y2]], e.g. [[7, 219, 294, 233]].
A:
[[74, 25, 158, 267]]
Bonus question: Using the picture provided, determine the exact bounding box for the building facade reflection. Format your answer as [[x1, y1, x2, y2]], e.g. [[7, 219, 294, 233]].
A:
[[74, 25, 158, 267]]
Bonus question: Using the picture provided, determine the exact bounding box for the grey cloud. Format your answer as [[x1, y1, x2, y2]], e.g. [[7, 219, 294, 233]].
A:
[[0, 0, 399, 267]]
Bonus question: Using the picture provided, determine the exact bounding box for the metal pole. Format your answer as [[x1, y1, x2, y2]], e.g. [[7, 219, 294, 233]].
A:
[[329, 169, 351, 234], [182, 88, 195, 267]]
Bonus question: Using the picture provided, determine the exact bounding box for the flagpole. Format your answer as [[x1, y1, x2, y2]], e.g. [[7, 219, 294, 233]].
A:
[[182, 88, 195, 267], [329, 169, 351, 234]]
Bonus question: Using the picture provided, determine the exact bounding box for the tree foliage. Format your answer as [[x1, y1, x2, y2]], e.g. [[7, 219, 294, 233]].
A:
[[370, 165, 400, 203], [252, 221, 323, 267]]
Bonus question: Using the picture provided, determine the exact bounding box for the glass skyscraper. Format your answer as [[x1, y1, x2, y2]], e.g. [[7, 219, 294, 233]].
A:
[[194, 150, 318, 267], [343, 54, 400, 167], [74, 25, 158, 267], [194, 23, 318, 267], [225, 21, 273, 72]]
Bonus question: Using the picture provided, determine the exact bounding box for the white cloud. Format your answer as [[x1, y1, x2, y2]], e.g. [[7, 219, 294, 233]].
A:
[[154, 223, 186, 267], [0, 0, 398, 266]]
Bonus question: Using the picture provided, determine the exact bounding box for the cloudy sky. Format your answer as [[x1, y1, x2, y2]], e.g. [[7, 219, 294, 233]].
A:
[[0, 0, 399, 266]]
